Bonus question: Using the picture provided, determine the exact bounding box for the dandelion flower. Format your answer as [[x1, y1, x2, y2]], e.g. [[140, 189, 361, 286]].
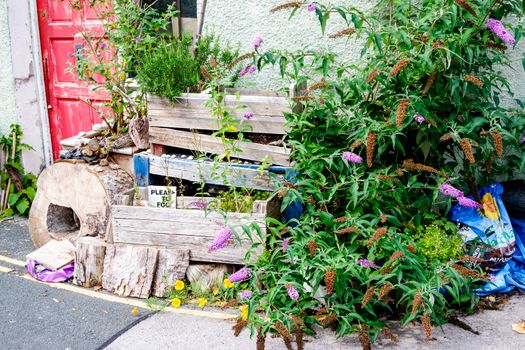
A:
[[342, 151, 363, 164], [223, 278, 234, 289], [174, 279, 185, 291], [171, 298, 181, 308], [229, 267, 252, 282], [198, 298, 208, 308], [240, 305, 249, 320], [131, 307, 138, 316]]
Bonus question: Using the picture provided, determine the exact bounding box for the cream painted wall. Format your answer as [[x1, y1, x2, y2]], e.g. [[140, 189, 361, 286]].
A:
[[0, 0, 19, 135], [199, 1, 525, 105]]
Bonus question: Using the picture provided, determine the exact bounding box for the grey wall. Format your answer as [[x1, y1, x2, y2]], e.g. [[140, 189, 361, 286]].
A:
[[199, 0, 525, 105]]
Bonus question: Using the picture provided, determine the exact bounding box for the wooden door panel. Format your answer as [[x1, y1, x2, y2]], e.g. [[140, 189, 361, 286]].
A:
[[50, 39, 76, 83]]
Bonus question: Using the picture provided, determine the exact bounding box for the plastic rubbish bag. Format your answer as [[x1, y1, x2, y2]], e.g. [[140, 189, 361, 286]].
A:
[[451, 183, 516, 274], [26, 260, 74, 283]]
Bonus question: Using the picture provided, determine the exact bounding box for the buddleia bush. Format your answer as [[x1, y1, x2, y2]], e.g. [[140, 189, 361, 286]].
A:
[[218, 1, 525, 348]]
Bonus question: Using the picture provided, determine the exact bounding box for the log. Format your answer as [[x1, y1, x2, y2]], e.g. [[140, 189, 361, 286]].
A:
[[128, 114, 149, 149], [102, 244, 158, 298], [73, 237, 107, 288], [28, 162, 134, 248], [152, 249, 190, 297], [186, 263, 230, 292]]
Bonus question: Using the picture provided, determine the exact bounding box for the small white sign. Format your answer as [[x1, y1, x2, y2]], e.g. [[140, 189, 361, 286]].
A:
[[148, 186, 177, 209]]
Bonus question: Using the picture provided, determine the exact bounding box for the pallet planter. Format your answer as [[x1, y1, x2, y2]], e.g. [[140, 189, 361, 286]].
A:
[[148, 90, 296, 166], [111, 193, 281, 265]]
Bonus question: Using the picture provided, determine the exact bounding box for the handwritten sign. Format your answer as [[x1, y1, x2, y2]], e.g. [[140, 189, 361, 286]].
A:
[[148, 186, 177, 208]]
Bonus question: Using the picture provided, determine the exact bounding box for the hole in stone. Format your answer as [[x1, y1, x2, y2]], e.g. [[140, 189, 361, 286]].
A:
[[46, 204, 80, 238]]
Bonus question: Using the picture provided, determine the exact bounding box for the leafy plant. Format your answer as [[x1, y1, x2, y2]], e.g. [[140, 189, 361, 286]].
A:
[[0, 125, 37, 218], [413, 216, 463, 262], [212, 0, 525, 347]]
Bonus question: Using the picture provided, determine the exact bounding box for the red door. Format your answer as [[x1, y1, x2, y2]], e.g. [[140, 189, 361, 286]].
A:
[[37, 0, 111, 159]]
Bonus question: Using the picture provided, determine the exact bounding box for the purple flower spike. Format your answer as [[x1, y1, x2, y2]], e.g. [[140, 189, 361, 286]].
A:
[[342, 151, 363, 164], [520, 137, 525, 143], [282, 238, 290, 253], [287, 286, 299, 300], [307, 3, 317, 12], [229, 267, 252, 282], [356, 259, 380, 269], [486, 18, 516, 46], [439, 183, 464, 199], [488, 275, 497, 282], [239, 65, 257, 77], [458, 196, 482, 209], [240, 290, 253, 299], [244, 112, 254, 120], [413, 113, 425, 124], [208, 227, 233, 252], [253, 36, 263, 49]]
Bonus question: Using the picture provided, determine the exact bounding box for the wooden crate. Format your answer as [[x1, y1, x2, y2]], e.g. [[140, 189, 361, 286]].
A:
[[111, 193, 281, 264], [147, 90, 294, 166]]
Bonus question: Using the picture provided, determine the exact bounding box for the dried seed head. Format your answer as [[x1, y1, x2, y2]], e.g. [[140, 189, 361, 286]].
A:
[[210, 56, 218, 68], [380, 214, 387, 223], [227, 52, 255, 69], [307, 79, 327, 93], [422, 313, 433, 338], [492, 130, 503, 157], [454, 0, 477, 17], [283, 181, 298, 189], [432, 40, 445, 48], [389, 59, 410, 76], [451, 263, 484, 279], [407, 245, 417, 254], [307, 240, 317, 257], [200, 65, 212, 79], [439, 133, 454, 142], [274, 321, 293, 350], [422, 71, 437, 94], [382, 327, 399, 343], [395, 168, 404, 176], [366, 132, 377, 168], [403, 159, 442, 175], [380, 265, 393, 275], [290, 315, 304, 328], [295, 330, 304, 350], [361, 287, 376, 307], [334, 216, 347, 223], [487, 41, 507, 51], [256, 326, 266, 350], [378, 283, 393, 301], [233, 319, 248, 336], [485, 156, 494, 172], [329, 27, 356, 39], [351, 139, 363, 149], [324, 268, 336, 294], [395, 99, 410, 128], [389, 251, 404, 261], [459, 139, 476, 163], [460, 255, 483, 263], [292, 95, 314, 102], [278, 188, 289, 198], [377, 174, 400, 183], [465, 74, 484, 87], [319, 312, 337, 326], [221, 298, 239, 310], [335, 226, 358, 234], [366, 69, 379, 83], [270, 1, 301, 13], [367, 227, 388, 247], [357, 327, 372, 350], [411, 292, 422, 316]]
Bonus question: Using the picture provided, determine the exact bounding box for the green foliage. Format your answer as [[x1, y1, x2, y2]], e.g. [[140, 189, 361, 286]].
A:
[[213, 189, 271, 213], [414, 216, 463, 262], [0, 125, 37, 218], [227, 0, 525, 343], [137, 35, 200, 101]]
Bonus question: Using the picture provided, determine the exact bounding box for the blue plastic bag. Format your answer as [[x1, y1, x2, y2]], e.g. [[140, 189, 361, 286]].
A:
[[451, 183, 516, 274]]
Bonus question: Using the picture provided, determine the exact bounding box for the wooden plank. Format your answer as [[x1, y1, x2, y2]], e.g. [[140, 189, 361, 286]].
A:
[[152, 249, 190, 297], [73, 237, 106, 288], [149, 128, 290, 166], [102, 245, 158, 298], [26, 239, 76, 270], [149, 156, 283, 191]]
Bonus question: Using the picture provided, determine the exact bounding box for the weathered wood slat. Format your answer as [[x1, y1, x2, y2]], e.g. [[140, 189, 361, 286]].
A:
[[149, 127, 290, 166], [112, 205, 267, 221], [149, 156, 283, 191]]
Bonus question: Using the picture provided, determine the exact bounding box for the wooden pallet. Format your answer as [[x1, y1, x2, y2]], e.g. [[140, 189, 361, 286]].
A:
[[111, 193, 281, 264]]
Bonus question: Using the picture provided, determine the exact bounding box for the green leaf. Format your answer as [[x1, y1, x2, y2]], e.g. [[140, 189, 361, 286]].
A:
[[15, 198, 30, 215]]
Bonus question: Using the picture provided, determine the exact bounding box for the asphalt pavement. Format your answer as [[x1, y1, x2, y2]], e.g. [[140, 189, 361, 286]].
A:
[[0, 218, 148, 350]]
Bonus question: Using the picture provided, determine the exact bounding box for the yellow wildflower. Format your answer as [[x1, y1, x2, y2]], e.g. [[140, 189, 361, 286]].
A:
[[198, 298, 208, 308], [239, 305, 249, 320], [174, 280, 185, 291], [223, 278, 234, 289], [119, 72, 126, 80], [131, 307, 138, 316], [212, 288, 220, 295], [171, 298, 181, 308], [226, 125, 238, 132]]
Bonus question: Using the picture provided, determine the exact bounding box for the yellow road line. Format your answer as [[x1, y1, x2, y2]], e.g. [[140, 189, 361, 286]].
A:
[[0, 255, 26, 267], [0, 256, 235, 320], [0, 265, 12, 273]]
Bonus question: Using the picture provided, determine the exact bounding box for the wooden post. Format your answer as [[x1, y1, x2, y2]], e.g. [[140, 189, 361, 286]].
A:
[[73, 237, 106, 288]]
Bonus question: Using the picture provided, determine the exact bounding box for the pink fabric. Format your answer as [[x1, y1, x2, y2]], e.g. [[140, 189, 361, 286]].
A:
[[26, 260, 74, 283]]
